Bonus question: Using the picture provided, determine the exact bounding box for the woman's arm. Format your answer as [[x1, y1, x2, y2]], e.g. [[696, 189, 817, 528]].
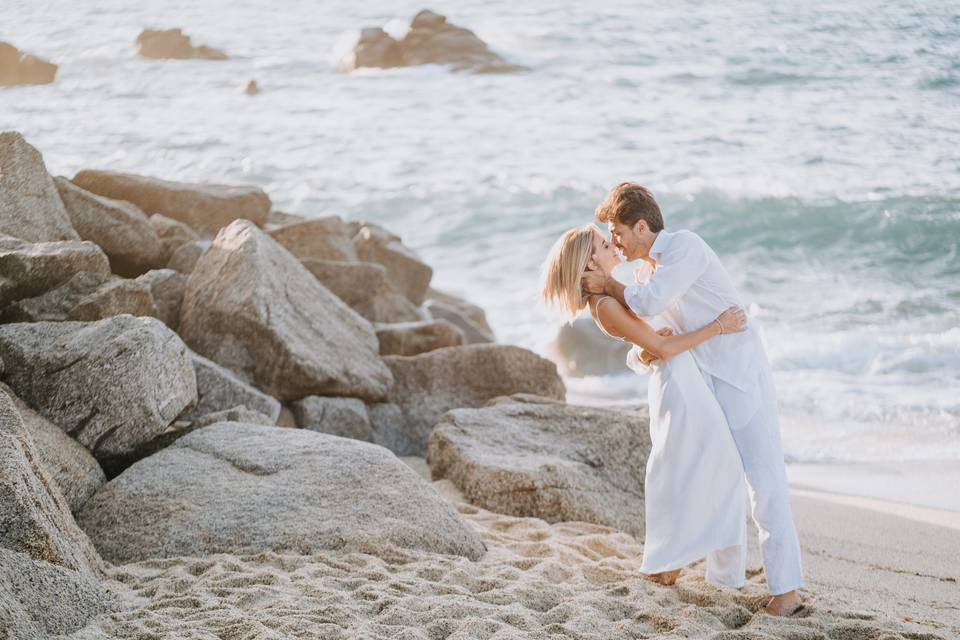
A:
[[595, 299, 746, 360]]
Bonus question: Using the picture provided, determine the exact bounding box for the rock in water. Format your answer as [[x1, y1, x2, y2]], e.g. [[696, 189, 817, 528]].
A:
[[0, 235, 110, 308], [0, 383, 105, 514], [54, 176, 165, 276], [135, 28, 228, 60], [0, 549, 119, 640], [346, 28, 404, 69], [302, 259, 423, 323], [549, 316, 632, 377], [180, 351, 282, 424], [179, 220, 393, 402], [344, 11, 526, 74], [292, 396, 373, 441], [375, 319, 465, 356], [0, 316, 197, 475], [0, 42, 58, 85], [77, 422, 486, 563], [0, 392, 104, 575], [71, 170, 270, 236], [383, 344, 566, 455], [0, 132, 78, 242], [354, 225, 433, 305], [428, 399, 651, 538]]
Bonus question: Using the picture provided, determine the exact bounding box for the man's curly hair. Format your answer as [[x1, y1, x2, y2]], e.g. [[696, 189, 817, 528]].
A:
[[594, 182, 664, 232]]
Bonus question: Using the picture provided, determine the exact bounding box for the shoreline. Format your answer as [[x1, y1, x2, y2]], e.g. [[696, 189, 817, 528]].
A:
[[787, 460, 960, 514]]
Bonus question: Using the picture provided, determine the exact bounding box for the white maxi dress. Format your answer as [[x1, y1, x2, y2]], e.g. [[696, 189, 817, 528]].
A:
[[593, 297, 748, 586]]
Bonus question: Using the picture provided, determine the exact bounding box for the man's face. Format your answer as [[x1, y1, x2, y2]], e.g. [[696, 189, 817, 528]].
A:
[[608, 219, 647, 261]]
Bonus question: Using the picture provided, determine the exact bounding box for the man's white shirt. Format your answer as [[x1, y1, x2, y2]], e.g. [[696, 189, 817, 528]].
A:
[[623, 229, 766, 393]]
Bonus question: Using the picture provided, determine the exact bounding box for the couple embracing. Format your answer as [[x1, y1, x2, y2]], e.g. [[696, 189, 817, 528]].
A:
[[541, 183, 805, 616]]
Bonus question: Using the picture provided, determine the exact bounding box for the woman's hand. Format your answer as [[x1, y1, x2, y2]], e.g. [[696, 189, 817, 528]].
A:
[[716, 306, 748, 334]]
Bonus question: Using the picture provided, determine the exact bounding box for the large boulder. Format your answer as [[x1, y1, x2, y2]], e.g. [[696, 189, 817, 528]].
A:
[[0, 42, 58, 85], [376, 319, 465, 356], [0, 316, 197, 475], [0, 132, 78, 242], [292, 395, 372, 441], [383, 344, 565, 455], [180, 351, 282, 424], [302, 259, 423, 323], [71, 170, 270, 236], [367, 401, 419, 455], [354, 225, 433, 305], [135, 28, 228, 60], [426, 288, 494, 336], [549, 316, 632, 377], [179, 220, 393, 402], [134, 268, 186, 329], [423, 299, 494, 343], [0, 236, 110, 308], [428, 399, 651, 537], [268, 217, 358, 262], [150, 212, 200, 262], [77, 422, 487, 563], [54, 177, 165, 276], [0, 392, 104, 575], [0, 271, 156, 323], [0, 383, 105, 514], [166, 238, 210, 273], [264, 209, 307, 229], [0, 550, 119, 640]]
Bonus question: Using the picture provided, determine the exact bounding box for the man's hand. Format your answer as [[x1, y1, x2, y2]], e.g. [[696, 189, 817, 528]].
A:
[[638, 327, 673, 366], [581, 269, 607, 295]]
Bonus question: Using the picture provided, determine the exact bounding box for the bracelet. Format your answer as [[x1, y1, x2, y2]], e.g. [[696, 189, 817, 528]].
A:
[[714, 318, 724, 335]]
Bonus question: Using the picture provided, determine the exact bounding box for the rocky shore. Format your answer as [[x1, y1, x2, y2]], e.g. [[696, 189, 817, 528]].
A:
[[0, 130, 949, 639]]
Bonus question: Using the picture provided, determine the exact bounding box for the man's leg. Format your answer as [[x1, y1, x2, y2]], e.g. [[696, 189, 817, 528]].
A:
[[713, 369, 804, 598]]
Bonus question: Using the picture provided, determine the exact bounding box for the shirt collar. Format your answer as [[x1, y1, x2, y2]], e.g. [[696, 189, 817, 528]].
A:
[[648, 229, 671, 258]]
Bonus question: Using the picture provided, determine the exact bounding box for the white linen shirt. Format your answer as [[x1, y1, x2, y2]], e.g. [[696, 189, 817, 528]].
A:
[[624, 229, 765, 393]]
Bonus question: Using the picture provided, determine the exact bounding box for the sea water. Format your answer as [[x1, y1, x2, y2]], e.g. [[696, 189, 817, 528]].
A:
[[3, 0, 958, 505]]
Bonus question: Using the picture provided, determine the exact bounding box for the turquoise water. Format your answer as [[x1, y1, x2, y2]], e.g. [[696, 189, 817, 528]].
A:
[[2, 1, 958, 469]]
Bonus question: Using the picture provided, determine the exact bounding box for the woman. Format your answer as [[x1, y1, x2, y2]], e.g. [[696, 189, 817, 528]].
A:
[[541, 224, 749, 587]]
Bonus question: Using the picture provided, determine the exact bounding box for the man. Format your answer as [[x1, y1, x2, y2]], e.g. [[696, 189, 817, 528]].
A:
[[581, 182, 804, 616]]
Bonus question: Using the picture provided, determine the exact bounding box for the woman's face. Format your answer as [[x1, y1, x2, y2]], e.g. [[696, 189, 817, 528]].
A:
[[590, 226, 622, 274]]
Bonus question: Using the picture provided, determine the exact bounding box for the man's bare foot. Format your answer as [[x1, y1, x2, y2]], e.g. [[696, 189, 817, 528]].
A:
[[642, 569, 681, 586], [764, 590, 803, 616]]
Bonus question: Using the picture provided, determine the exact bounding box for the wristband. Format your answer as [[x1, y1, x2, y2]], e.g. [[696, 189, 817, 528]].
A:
[[714, 318, 724, 335]]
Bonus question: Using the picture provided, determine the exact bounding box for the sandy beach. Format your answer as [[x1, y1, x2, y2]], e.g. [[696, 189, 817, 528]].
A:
[[61, 457, 957, 640]]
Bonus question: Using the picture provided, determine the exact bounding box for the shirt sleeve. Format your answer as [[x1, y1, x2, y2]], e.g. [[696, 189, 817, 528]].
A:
[[624, 232, 710, 317]]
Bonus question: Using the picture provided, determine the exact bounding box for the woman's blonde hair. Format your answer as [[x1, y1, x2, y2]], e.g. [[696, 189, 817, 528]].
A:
[[540, 225, 596, 316]]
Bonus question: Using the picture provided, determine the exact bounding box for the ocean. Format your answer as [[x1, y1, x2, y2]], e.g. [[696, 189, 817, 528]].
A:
[[3, 1, 958, 505]]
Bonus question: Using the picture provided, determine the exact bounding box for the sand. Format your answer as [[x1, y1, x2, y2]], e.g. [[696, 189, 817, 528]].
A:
[[68, 457, 958, 639]]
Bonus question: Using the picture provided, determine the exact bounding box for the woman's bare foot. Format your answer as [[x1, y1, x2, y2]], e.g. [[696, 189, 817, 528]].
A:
[[642, 569, 681, 586], [764, 590, 803, 616]]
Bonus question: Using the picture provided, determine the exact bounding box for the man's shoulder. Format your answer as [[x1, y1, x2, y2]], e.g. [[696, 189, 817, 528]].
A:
[[663, 229, 710, 252]]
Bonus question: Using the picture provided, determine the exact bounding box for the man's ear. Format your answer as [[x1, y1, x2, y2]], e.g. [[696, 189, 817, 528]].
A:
[[633, 220, 647, 236]]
